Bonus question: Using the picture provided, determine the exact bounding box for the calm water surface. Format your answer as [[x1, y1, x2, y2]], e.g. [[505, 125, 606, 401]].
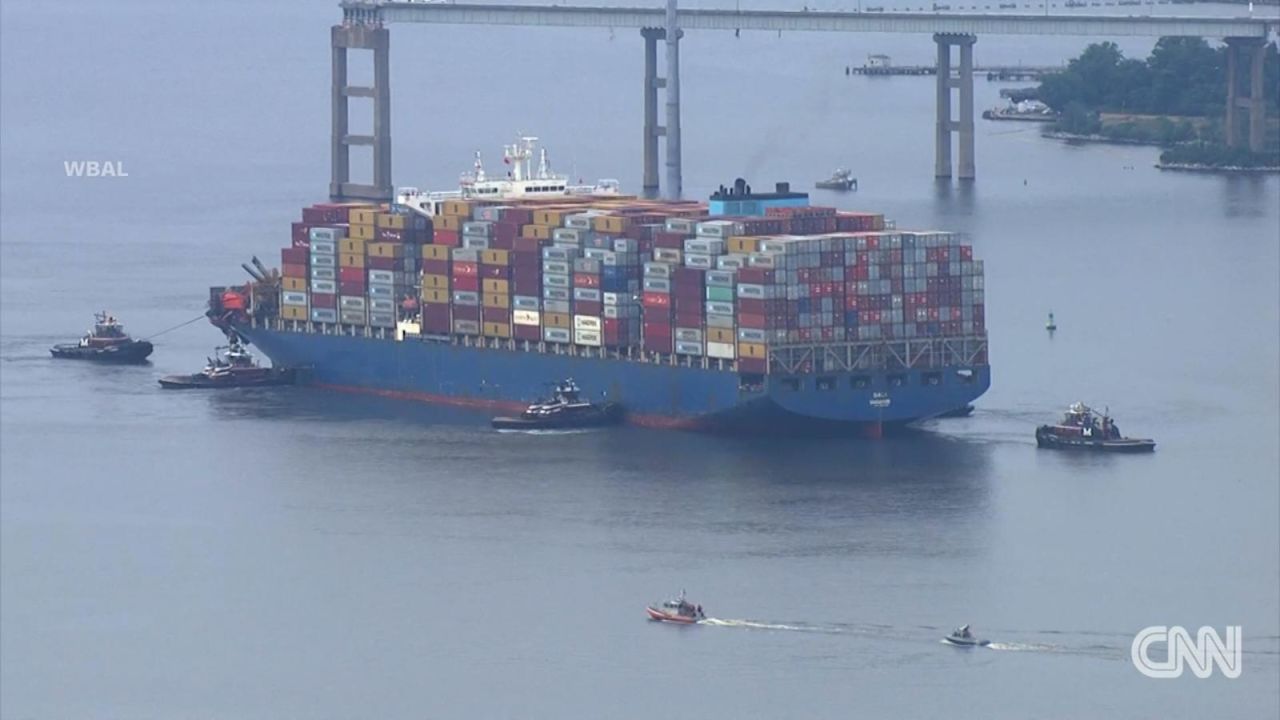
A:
[[2, 1, 1277, 718]]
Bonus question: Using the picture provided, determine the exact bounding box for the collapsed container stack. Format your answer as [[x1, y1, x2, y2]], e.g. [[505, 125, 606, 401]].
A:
[[280, 203, 431, 330], [271, 195, 985, 375]]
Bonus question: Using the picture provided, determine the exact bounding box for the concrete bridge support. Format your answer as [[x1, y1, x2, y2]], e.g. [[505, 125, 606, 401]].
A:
[[641, 25, 684, 198], [331, 24, 393, 202], [1225, 37, 1267, 152], [934, 33, 976, 180]]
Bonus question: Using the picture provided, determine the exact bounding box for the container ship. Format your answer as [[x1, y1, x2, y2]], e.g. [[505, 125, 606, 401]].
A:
[[210, 136, 989, 433]]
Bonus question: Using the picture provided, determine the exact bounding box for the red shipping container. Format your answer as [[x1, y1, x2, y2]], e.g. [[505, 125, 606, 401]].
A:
[[482, 265, 510, 279], [367, 256, 404, 271], [453, 304, 481, 322], [738, 357, 767, 373], [488, 236, 514, 251], [737, 268, 774, 284], [482, 306, 510, 323], [738, 298, 766, 315], [738, 313, 767, 329], [292, 222, 311, 246], [339, 267, 364, 283], [452, 261, 478, 277], [573, 273, 600, 289], [422, 259, 449, 275], [642, 292, 670, 309], [452, 275, 479, 292], [643, 336, 674, 353], [672, 267, 705, 286], [376, 228, 405, 243], [653, 231, 687, 249], [511, 277, 541, 296], [339, 280, 365, 296], [512, 252, 541, 270], [310, 292, 337, 309], [512, 267, 540, 285], [674, 311, 702, 328], [434, 230, 460, 247], [282, 263, 307, 279], [282, 247, 308, 265], [576, 300, 603, 315]]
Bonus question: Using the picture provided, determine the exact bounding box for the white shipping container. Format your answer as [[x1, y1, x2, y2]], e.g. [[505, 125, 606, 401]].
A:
[[310, 308, 337, 323], [653, 248, 682, 263], [544, 300, 571, 314], [542, 287, 571, 301], [737, 328, 767, 343], [309, 227, 346, 243], [309, 239, 337, 255], [512, 295, 540, 310], [462, 236, 490, 250], [368, 312, 396, 328], [573, 328, 602, 346], [311, 279, 337, 295], [543, 327, 572, 343], [705, 301, 734, 316], [675, 327, 703, 343], [368, 269, 395, 285], [369, 298, 395, 313], [706, 313, 735, 329], [368, 283, 395, 300], [643, 262, 671, 278], [453, 319, 481, 334], [542, 260, 570, 275], [339, 295, 367, 310], [340, 310, 367, 325], [706, 341, 736, 360], [572, 288, 602, 302], [674, 340, 704, 356], [513, 310, 541, 326], [574, 315, 602, 331], [281, 291, 308, 307], [684, 253, 714, 270], [310, 253, 336, 268]]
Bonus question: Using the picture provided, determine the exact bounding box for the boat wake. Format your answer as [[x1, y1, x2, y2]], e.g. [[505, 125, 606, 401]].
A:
[[700, 618, 821, 632]]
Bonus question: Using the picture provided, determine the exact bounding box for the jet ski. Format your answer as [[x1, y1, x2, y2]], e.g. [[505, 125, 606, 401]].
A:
[[943, 624, 989, 647]]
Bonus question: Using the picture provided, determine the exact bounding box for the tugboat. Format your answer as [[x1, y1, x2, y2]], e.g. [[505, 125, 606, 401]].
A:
[[1035, 402, 1155, 452], [158, 338, 294, 389], [645, 590, 706, 624], [50, 312, 153, 363], [815, 168, 858, 191], [491, 379, 623, 430], [943, 624, 990, 647]]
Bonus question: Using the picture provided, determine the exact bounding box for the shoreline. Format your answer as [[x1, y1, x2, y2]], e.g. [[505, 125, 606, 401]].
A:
[[1040, 130, 1163, 146], [1155, 162, 1280, 174]]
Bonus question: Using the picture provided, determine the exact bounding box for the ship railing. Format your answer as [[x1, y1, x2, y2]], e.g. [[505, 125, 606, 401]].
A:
[[265, 316, 986, 374]]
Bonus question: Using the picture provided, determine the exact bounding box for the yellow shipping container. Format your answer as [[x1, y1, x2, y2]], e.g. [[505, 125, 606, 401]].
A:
[[282, 305, 309, 321], [368, 242, 404, 259], [422, 244, 450, 261], [339, 253, 366, 268], [483, 322, 512, 339], [738, 342, 767, 359], [482, 278, 509, 294], [708, 327, 736, 344], [592, 215, 629, 234], [349, 223, 376, 241], [480, 249, 510, 266], [435, 215, 461, 231], [349, 208, 378, 226], [282, 277, 308, 292], [340, 238, 367, 255], [422, 274, 449, 290], [533, 209, 568, 226], [442, 200, 472, 217], [544, 312, 572, 329], [520, 223, 552, 240], [727, 236, 760, 254], [376, 213, 406, 230], [482, 293, 510, 309], [421, 288, 450, 304]]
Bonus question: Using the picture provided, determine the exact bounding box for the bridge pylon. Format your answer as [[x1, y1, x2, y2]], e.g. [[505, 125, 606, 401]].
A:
[[934, 33, 976, 180], [330, 22, 393, 202], [1225, 37, 1267, 153]]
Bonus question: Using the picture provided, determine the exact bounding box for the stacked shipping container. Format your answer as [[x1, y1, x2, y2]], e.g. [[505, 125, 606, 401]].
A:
[[274, 197, 984, 375]]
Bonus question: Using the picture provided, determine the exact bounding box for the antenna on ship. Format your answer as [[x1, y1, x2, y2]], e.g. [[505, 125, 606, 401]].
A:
[[538, 147, 551, 180], [473, 150, 486, 183]]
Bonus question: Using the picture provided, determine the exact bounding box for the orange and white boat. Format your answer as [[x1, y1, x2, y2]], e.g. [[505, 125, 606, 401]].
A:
[[645, 590, 705, 624]]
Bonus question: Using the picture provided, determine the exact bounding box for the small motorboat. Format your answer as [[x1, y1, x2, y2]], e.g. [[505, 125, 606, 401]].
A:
[[1046, 311, 1058, 332], [815, 168, 857, 191], [158, 339, 294, 389], [646, 590, 705, 624], [51, 312, 153, 363], [491, 379, 623, 430], [1035, 402, 1155, 452], [943, 624, 989, 647]]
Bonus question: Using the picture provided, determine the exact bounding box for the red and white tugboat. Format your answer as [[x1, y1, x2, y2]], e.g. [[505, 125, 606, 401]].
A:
[[1035, 402, 1155, 453], [158, 337, 294, 389], [645, 590, 706, 624], [50, 311, 154, 363]]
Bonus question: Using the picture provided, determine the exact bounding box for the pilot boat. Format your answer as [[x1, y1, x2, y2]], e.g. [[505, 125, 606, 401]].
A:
[[158, 340, 294, 389], [943, 624, 989, 647], [491, 379, 623, 430], [1035, 402, 1155, 452]]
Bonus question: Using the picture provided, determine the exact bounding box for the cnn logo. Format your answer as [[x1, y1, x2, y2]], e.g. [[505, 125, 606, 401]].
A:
[[1131, 626, 1242, 679]]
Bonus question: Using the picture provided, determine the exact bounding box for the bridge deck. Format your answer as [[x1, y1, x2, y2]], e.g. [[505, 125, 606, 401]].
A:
[[345, 2, 1273, 37]]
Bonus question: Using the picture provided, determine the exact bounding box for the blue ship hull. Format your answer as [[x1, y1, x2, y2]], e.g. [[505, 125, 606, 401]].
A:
[[237, 325, 990, 431]]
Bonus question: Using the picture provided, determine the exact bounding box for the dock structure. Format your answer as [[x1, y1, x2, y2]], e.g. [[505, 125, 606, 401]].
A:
[[330, 2, 1274, 199], [847, 63, 1061, 78]]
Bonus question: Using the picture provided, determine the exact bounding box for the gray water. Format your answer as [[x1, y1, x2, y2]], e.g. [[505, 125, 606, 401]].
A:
[[2, 1, 1278, 718]]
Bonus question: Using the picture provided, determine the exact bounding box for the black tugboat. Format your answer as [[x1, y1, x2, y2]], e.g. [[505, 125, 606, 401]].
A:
[[1035, 402, 1155, 452], [50, 312, 153, 363], [158, 338, 294, 389], [491, 379, 623, 430]]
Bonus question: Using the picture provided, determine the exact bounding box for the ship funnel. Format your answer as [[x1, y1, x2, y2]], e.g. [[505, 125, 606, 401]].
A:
[[733, 178, 747, 195], [776, 182, 790, 193]]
